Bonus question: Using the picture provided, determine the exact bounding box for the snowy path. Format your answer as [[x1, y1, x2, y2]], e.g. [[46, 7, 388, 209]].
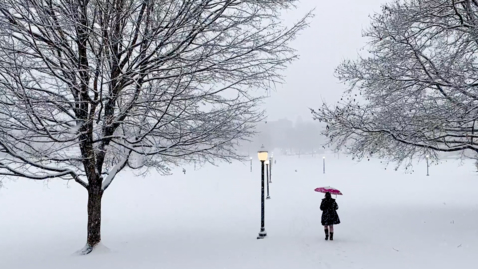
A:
[[1, 155, 477, 268]]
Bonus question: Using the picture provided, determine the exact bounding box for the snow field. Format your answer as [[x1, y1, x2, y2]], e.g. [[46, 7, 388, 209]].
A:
[[1, 154, 477, 269]]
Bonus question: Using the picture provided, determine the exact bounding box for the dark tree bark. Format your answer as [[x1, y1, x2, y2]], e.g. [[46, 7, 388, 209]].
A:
[[0, 0, 311, 254], [86, 183, 103, 252]]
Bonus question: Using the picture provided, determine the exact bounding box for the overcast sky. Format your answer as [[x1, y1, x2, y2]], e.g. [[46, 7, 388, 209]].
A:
[[264, 0, 386, 122]]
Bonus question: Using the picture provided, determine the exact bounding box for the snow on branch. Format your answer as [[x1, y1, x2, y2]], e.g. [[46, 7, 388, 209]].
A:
[[0, 161, 88, 188], [102, 151, 131, 191], [313, 0, 478, 164], [0, 0, 311, 191]]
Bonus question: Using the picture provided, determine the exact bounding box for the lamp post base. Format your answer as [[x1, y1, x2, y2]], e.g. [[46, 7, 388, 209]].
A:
[[257, 230, 267, 239]]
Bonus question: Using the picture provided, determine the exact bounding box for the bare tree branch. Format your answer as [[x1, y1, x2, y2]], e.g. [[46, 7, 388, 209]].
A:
[[0, 0, 311, 250], [312, 0, 478, 166]]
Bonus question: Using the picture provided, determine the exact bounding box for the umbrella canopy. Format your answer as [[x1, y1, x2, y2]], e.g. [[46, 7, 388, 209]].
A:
[[315, 186, 343, 195]]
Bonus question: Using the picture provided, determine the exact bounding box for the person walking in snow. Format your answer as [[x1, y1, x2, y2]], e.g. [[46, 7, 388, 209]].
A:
[[320, 192, 340, 241]]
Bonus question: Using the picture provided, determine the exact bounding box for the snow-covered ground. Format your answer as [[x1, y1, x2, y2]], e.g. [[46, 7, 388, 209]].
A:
[[1, 154, 477, 269]]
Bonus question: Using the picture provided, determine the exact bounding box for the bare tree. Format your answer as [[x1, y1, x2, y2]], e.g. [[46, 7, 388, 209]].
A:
[[0, 0, 311, 253], [311, 0, 478, 167]]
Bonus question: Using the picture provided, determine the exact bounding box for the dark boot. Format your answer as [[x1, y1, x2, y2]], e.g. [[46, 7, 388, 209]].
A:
[[330, 232, 334, 241], [324, 229, 329, 240]]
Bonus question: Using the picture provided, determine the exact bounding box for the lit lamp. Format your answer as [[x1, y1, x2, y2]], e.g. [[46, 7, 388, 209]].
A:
[[257, 148, 268, 239], [258, 150, 268, 162], [265, 159, 270, 199]]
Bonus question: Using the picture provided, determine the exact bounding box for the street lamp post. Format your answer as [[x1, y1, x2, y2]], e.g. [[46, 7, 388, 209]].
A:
[[266, 160, 270, 199], [323, 156, 326, 174], [426, 155, 429, 176], [269, 153, 273, 183], [257, 148, 268, 239], [250, 157, 252, 172]]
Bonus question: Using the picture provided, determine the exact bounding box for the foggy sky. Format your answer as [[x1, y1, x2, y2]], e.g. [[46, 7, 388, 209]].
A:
[[264, 0, 386, 122]]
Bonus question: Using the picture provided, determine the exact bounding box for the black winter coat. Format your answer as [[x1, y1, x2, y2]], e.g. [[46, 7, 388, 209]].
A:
[[320, 198, 340, 226]]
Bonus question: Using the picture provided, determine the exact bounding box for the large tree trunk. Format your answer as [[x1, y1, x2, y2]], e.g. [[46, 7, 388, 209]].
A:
[[85, 184, 103, 253]]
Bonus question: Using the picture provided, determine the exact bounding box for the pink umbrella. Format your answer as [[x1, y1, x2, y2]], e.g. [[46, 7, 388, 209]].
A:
[[315, 186, 343, 195]]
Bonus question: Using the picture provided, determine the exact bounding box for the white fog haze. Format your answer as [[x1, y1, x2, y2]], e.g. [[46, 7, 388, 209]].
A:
[[264, 0, 385, 121], [245, 0, 385, 154], [1, 1, 477, 269]]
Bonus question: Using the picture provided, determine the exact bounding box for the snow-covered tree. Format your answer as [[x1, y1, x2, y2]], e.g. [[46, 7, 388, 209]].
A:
[[311, 0, 478, 166], [0, 0, 310, 253]]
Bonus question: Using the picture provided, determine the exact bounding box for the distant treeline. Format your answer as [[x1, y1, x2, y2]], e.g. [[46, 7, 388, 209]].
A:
[[238, 117, 326, 157]]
